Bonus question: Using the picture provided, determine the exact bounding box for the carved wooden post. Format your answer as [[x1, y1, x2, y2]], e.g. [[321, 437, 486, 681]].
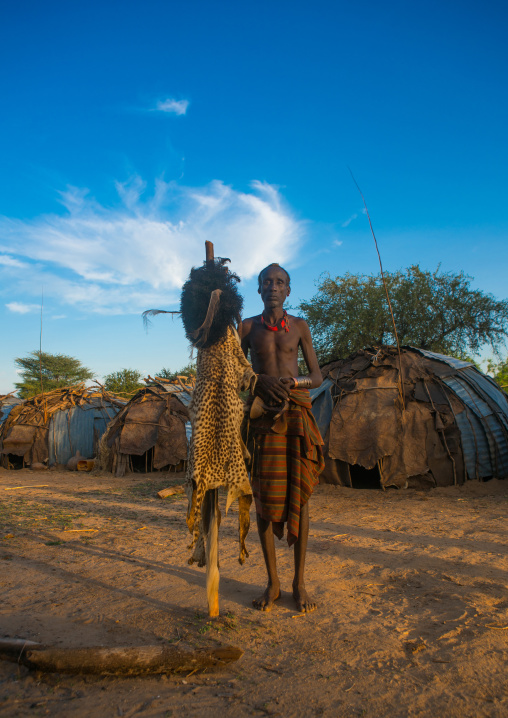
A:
[[204, 240, 220, 617]]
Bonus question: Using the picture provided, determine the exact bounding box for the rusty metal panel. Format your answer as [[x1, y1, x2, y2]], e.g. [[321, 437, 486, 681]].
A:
[[49, 401, 122, 465], [410, 348, 474, 370]]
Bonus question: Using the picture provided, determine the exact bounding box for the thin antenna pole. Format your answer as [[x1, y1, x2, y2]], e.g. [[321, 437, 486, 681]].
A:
[[39, 288, 44, 395], [348, 168, 405, 410]]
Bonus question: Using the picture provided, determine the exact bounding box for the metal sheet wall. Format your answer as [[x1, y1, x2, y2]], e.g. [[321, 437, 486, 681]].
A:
[[48, 402, 121, 465]]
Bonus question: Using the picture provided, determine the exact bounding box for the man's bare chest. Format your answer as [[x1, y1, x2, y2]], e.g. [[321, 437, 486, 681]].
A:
[[249, 326, 301, 356]]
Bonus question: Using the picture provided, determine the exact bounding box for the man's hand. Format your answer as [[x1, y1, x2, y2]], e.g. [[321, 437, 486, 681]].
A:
[[255, 374, 292, 406]]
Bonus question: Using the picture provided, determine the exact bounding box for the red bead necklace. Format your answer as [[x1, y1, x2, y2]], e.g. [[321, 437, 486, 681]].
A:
[[261, 309, 290, 333]]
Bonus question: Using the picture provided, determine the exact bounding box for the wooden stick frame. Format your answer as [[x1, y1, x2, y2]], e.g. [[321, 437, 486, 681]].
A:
[[203, 239, 220, 617]]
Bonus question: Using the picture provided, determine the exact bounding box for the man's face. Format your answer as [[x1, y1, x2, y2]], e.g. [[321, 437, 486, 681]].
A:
[[259, 266, 290, 309]]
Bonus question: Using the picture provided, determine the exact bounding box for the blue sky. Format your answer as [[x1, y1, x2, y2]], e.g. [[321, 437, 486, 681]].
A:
[[1, 0, 507, 392]]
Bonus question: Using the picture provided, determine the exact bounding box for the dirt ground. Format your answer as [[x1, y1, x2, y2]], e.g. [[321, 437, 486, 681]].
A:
[[0, 468, 507, 718]]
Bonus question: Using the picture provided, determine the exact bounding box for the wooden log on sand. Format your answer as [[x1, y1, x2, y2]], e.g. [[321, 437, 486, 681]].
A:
[[0, 639, 242, 676], [157, 486, 185, 498]]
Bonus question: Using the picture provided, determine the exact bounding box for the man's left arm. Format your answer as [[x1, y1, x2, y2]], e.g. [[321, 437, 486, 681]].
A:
[[280, 319, 322, 391], [298, 320, 322, 389]]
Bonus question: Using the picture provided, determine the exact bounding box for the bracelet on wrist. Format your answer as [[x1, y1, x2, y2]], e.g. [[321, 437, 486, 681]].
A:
[[292, 376, 312, 389]]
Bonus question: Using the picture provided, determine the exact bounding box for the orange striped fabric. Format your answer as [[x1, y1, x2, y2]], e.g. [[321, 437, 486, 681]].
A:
[[249, 388, 324, 545]]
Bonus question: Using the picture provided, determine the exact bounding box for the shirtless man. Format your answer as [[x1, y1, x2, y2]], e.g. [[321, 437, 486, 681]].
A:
[[241, 263, 324, 613]]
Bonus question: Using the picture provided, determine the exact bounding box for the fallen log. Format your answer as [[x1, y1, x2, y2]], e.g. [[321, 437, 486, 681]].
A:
[[0, 638, 40, 660], [0, 640, 242, 676]]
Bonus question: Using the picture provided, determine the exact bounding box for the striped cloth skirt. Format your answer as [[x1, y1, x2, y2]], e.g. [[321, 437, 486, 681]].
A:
[[249, 389, 324, 546]]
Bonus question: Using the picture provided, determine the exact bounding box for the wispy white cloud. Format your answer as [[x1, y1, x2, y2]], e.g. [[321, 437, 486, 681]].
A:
[[0, 178, 304, 315], [6, 301, 40, 314], [0, 254, 26, 268], [333, 239, 343, 247], [155, 98, 189, 115], [341, 213, 358, 228]]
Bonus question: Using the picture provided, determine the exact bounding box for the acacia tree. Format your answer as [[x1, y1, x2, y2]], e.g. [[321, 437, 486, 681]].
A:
[[157, 364, 197, 382], [15, 351, 94, 398], [298, 265, 508, 364], [486, 358, 508, 390], [103, 369, 144, 396]]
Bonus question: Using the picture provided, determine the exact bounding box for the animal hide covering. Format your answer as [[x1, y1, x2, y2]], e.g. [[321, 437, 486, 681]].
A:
[[185, 326, 256, 566]]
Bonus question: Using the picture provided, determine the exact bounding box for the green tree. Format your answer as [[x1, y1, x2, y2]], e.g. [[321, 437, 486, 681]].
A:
[[298, 265, 508, 364], [103, 368, 144, 396], [15, 351, 94, 398], [157, 364, 197, 382], [486, 357, 508, 390]]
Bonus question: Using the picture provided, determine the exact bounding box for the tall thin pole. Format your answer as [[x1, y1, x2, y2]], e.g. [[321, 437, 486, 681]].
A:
[[39, 289, 44, 395], [348, 169, 405, 410]]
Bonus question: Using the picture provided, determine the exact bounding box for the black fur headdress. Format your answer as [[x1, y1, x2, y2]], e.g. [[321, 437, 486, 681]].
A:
[[180, 258, 243, 349]]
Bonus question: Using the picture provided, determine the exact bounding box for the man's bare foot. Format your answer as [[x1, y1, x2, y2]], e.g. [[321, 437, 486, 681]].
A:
[[293, 584, 317, 613], [253, 583, 281, 611]]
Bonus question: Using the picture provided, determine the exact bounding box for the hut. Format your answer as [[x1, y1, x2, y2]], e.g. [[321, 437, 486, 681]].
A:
[[0, 385, 124, 469], [99, 378, 191, 476], [311, 346, 508, 489], [0, 393, 22, 427]]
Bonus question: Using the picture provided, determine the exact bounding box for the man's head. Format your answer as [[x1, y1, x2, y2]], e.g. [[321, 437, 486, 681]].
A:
[[257, 263, 291, 292], [257, 263, 291, 308]]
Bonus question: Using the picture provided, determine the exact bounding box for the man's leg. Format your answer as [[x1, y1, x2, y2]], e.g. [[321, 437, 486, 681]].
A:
[[253, 513, 281, 611], [292, 501, 317, 613]]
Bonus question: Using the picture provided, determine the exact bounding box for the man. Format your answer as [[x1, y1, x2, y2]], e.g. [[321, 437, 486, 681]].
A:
[[241, 263, 324, 613]]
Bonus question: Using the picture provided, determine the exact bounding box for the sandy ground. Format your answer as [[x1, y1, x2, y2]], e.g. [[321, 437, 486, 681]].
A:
[[0, 468, 507, 718]]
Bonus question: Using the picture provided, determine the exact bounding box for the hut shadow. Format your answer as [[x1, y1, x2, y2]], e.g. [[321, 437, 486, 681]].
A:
[[17, 489, 189, 525], [30, 530, 261, 612], [310, 517, 507, 557], [306, 523, 508, 590]]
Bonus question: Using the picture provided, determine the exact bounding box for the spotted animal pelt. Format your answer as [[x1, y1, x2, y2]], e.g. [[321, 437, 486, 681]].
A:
[[185, 326, 256, 566]]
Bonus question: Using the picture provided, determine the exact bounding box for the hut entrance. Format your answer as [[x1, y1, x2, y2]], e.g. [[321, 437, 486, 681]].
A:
[[349, 463, 382, 490], [1, 454, 24, 470], [130, 449, 186, 474]]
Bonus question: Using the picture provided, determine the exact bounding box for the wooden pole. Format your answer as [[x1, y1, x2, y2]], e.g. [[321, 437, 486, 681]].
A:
[[0, 639, 242, 676], [205, 240, 214, 264], [205, 488, 220, 617], [203, 240, 220, 617]]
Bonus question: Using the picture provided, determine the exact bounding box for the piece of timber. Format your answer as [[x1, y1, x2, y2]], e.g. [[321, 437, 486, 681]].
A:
[[204, 488, 220, 617], [0, 640, 242, 675], [0, 638, 40, 660], [157, 486, 185, 499], [203, 239, 220, 618]]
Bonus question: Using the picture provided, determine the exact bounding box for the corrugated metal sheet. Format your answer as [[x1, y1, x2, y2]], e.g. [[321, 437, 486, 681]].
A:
[[483, 414, 508, 478], [460, 369, 508, 428], [0, 404, 17, 425], [48, 400, 122, 465], [157, 384, 192, 406], [443, 376, 493, 419], [310, 379, 334, 438], [410, 348, 474, 370], [443, 373, 508, 479], [454, 408, 492, 479]]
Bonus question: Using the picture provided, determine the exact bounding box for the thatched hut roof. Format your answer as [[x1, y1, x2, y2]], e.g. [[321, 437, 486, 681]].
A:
[[0, 385, 124, 469], [100, 378, 191, 477], [311, 346, 508, 489]]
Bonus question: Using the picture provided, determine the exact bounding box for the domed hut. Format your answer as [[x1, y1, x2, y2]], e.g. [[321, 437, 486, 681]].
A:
[[0, 385, 124, 469], [310, 346, 508, 489], [99, 378, 191, 477]]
